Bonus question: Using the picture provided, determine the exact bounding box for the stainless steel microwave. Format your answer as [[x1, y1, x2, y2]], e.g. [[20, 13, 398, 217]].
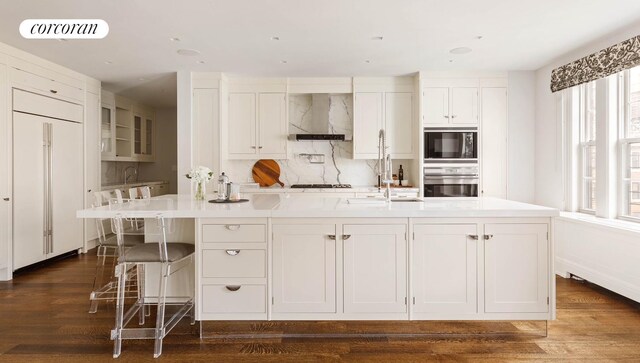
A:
[[424, 128, 478, 163]]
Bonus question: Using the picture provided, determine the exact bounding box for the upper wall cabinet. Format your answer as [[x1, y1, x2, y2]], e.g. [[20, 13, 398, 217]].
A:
[[227, 91, 287, 160], [353, 77, 415, 159], [423, 79, 479, 127], [102, 92, 156, 162]]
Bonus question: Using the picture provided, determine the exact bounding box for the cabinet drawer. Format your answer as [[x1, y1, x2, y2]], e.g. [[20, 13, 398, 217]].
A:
[[202, 249, 266, 278], [10, 67, 84, 102], [202, 224, 266, 243], [201, 284, 266, 313]]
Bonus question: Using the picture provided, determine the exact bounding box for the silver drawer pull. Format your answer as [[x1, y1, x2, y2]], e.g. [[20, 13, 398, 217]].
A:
[[327, 235, 336, 240], [343, 234, 351, 240], [225, 285, 241, 292], [50, 89, 58, 94], [225, 224, 241, 231], [225, 250, 240, 256], [484, 234, 494, 240], [467, 234, 479, 240]]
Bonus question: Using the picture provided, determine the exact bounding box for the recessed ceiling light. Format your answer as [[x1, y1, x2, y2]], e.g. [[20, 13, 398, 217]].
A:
[[449, 59, 454, 63], [371, 36, 384, 40], [177, 49, 201, 56], [56, 38, 67, 42], [104, 60, 113, 65], [197, 60, 206, 64], [476, 35, 483, 40], [449, 47, 472, 55], [170, 37, 181, 42], [364, 60, 371, 63], [280, 60, 288, 64], [270, 36, 280, 41]]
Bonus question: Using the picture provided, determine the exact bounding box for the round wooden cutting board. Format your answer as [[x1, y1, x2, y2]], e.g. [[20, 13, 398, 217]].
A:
[[252, 159, 285, 187]]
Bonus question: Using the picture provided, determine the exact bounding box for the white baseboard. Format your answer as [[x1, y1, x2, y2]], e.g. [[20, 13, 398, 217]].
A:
[[555, 257, 640, 303]]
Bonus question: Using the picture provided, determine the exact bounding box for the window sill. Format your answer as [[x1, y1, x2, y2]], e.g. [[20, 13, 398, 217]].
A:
[[558, 211, 640, 237]]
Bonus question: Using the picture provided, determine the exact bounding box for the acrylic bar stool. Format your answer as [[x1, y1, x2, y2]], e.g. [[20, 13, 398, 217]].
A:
[[111, 212, 195, 358], [88, 191, 145, 313], [129, 186, 151, 199]]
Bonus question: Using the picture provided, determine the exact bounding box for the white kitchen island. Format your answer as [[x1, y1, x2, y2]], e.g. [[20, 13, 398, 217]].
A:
[[77, 195, 558, 323]]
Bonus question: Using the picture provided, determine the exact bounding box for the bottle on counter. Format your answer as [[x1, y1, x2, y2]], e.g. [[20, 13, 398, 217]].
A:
[[398, 165, 404, 184]]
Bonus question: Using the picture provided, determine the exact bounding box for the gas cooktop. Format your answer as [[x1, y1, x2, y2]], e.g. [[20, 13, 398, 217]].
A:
[[290, 184, 352, 189]]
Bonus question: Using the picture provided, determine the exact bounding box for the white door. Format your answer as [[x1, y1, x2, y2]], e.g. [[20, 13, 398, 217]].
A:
[[85, 91, 100, 242], [228, 93, 257, 157], [50, 118, 84, 257], [450, 87, 478, 125], [423, 88, 449, 125], [353, 92, 383, 159], [481, 88, 508, 198], [0, 64, 9, 273], [413, 224, 478, 314], [385, 92, 413, 157], [272, 224, 336, 313], [343, 224, 407, 313], [12, 112, 46, 269], [258, 93, 287, 158], [484, 223, 549, 313]]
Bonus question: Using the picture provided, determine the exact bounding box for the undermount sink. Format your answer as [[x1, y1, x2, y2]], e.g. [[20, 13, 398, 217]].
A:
[[346, 197, 423, 204]]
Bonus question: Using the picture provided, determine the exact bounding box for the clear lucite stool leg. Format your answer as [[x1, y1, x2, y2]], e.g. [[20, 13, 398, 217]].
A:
[[153, 263, 170, 358], [112, 262, 127, 358]]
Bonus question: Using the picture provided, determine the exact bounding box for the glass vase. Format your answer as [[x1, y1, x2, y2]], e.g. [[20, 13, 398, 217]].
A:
[[194, 181, 206, 201]]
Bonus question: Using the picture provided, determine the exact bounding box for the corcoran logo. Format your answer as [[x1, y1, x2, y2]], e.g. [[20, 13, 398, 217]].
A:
[[19, 19, 109, 39]]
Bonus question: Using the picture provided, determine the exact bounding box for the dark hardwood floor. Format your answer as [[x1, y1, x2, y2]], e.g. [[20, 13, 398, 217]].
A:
[[1, 250, 640, 362]]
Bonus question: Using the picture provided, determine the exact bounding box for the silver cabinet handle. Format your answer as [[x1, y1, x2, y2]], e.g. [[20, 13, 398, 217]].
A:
[[484, 234, 494, 240], [225, 285, 241, 292], [3, 197, 9, 201], [50, 89, 58, 94], [251, 146, 257, 149], [467, 234, 479, 240], [451, 115, 457, 118], [258, 146, 263, 149], [87, 189, 92, 193], [327, 235, 336, 240], [225, 250, 240, 256], [225, 224, 240, 231], [444, 115, 450, 118], [342, 235, 351, 240]]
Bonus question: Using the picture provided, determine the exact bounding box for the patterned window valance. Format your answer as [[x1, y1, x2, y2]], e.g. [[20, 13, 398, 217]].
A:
[[550, 35, 640, 93]]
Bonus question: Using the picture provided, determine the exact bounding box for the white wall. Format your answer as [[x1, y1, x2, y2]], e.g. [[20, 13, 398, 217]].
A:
[[507, 71, 536, 203], [534, 21, 640, 208]]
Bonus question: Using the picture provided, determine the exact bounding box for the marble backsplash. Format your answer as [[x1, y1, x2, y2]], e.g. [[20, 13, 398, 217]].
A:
[[101, 161, 141, 185], [223, 94, 413, 186]]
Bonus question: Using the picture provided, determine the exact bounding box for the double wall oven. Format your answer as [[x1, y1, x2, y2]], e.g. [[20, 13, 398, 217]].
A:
[[423, 127, 478, 197]]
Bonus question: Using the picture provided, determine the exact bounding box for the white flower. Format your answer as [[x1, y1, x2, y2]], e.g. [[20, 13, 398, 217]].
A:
[[186, 166, 214, 183]]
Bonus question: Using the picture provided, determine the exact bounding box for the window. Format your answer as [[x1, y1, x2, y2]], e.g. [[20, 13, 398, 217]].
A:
[[620, 67, 640, 220], [579, 81, 597, 212]]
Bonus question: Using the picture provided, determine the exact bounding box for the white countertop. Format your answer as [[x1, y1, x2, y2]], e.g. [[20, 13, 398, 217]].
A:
[[77, 194, 558, 219], [101, 180, 168, 191], [240, 185, 419, 193]]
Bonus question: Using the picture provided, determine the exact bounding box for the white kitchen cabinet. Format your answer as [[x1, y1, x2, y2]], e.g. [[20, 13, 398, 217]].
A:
[[12, 98, 83, 269], [353, 92, 383, 158], [103, 93, 156, 162], [413, 224, 478, 314], [343, 224, 407, 313], [192, 88, 220, 176], [100, 101, 115, 159], [272, 224, 336, 313], [484, 223, 548, 313], [481, 87, 508, 198], [353, 92, 414, 159], [423, 86, 478, 126], [385, 92, 413, 156], [0, 62, 7, 277], [132, 107, 155, 162], [227, 92, 287, 159]]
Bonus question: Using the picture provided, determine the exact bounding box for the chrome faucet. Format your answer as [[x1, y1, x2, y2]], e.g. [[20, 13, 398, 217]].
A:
[[123, 165, 138, 184], [376, 129, 393, 202]]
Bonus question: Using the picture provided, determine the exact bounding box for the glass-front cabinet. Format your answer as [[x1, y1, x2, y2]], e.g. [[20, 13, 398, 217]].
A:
[[101, 91, 155, 162], [100, 104, 115, 158]]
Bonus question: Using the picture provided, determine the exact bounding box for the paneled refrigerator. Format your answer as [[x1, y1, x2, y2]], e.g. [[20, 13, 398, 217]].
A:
[[12, 89, 83, 269]]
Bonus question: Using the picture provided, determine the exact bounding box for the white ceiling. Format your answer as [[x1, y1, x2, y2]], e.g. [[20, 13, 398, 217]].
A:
[[2, 0, 640, 107]]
